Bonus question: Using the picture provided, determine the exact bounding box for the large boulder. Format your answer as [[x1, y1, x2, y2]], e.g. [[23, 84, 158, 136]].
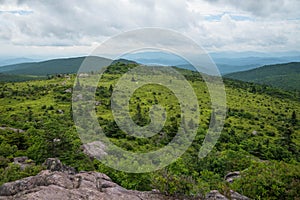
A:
[[0, 158, 250, 200], [0, 170, 174, 200], [0, 158, 172, 200], [205, 190, 250, 200]]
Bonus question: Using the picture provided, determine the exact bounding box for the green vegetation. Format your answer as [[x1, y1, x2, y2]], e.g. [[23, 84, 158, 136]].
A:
[[225, 62, 300, 91], [0, 56, 137, 83], [0, 73, 47, 82], [0, 62, 299, 199]]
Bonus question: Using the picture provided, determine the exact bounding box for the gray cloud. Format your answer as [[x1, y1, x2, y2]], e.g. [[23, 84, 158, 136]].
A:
[[0, 0, 197, 46], [204, 0, 300, 18], [0, 0, 299, 57]]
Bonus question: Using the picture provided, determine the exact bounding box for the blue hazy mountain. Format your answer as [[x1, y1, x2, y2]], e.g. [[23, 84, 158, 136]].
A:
[[0, 57, 39, 67], [122, 51, 189, 66], [0, 56, 136, 76], [122, 51, 300, 74], [1, 51, 299, 77], [211, 51, 300, 74]]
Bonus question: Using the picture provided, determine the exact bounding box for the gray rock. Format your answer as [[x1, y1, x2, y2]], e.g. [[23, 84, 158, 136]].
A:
[[43, 158, 76, 175], [82, 141, 107, 160], [13, 157, 34, 171], [229, 190, 250, 200], [0, 170, 172, 200], [57, 109, 64, 114], [225, 171, 241, 183], [205, 190, 227, 200], [78, 73, 89, 78], [64, 88, 72, 93], [205, 190, 250, 200], [0, 127, 25, 133], [0, 159, 250, 200]]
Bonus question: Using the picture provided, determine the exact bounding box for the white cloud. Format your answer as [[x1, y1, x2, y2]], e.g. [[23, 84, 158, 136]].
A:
[[0, 0, 299, 58], [202, 0, 300, 19]]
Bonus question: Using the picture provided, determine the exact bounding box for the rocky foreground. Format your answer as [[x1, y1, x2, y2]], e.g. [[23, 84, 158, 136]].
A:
[[0, 158, 249, 200]]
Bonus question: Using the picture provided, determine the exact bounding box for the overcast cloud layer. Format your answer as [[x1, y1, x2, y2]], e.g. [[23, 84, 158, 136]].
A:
[[0, 0, 299, 58]]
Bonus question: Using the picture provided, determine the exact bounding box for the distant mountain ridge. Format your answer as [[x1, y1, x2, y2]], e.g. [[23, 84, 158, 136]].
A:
[[0, 57, 40, 67], [225, 62, 300, 91], [2, 51, 300, 76], [122, 51, 300, 74], [1, 56, 300, 92], [0, 56, 137, 76]]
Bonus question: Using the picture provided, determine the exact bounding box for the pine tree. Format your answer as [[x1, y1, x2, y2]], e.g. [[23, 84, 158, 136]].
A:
[[291, 111, 297, 126], [109, 84, 113, 94]]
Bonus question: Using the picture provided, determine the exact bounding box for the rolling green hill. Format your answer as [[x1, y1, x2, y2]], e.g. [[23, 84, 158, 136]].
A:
[[225, 62, 300, 91], [0, 57, 136, 82], [0, 62, 299, 199], [0, 57, 87, 75]]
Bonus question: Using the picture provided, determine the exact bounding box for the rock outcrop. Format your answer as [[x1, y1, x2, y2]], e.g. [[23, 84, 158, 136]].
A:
[[0, 158, 172, 200], [0, 170, 173, 200], [0, 158, 250, 200]]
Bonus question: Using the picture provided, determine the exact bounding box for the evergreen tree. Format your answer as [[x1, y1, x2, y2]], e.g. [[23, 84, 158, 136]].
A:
[[291, 111, 297, 126], [109, 84, 113, 94]]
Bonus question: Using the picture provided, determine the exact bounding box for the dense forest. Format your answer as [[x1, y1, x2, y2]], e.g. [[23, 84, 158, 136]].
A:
[[225, 62, 300, 91], [0, 62, 299, 199]]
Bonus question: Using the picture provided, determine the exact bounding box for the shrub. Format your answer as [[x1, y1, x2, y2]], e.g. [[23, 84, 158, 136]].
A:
[[231, 161, 300, 199]]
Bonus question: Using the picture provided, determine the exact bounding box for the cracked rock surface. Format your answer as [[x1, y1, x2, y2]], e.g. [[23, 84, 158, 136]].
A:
[[0, 158, 172, 200], [0, 169, 173, 200], [0, 158, 250, 200]]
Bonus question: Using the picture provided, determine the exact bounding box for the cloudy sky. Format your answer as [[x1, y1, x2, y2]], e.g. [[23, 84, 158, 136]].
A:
[[0, 0, 299, 59]]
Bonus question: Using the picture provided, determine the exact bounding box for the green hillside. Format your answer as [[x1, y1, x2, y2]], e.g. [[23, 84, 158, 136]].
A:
[[0, 73, 47, 82], [0, 57, 136, 82], [0, 62, 299, 199], [225, 62, 300, 91], [0, 57, 86, 75]]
